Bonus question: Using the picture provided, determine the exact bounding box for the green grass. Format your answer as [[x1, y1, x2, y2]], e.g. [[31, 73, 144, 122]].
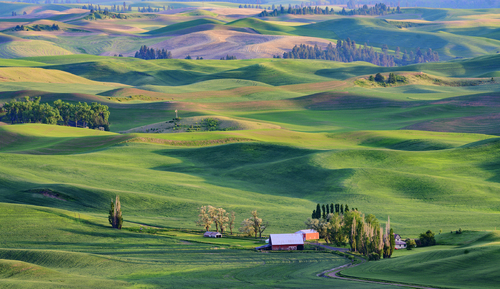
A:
[[1, 124, 500, 238], [342, 231, 500, 288], [0, 202, 390, 289]]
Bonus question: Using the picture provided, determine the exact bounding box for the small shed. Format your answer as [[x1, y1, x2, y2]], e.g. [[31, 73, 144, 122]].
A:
[[269, 234, 304, 251], [204, 231, 222, 238], [295, 229, 320, 241]]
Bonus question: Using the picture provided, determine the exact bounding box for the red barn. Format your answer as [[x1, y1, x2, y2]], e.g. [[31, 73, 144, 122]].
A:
[[295, 229, 320, 241], [269, 234, 304, 251]]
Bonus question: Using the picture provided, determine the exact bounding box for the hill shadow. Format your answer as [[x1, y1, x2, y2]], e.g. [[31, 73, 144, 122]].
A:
[[152, 143, 355, 200]]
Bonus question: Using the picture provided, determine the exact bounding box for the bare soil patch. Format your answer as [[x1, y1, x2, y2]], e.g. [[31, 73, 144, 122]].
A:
[[124, 29, 333, 59]]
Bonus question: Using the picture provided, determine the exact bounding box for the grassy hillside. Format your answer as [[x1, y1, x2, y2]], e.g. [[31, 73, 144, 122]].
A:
[[342, 231, 500, 289], [1, 124, 499, 237], [0, 202, 386, 289]]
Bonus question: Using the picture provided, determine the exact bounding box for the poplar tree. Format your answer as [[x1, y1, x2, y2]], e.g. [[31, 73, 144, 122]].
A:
[[109, 196, 123, 229], [229, 211, 236, 235]]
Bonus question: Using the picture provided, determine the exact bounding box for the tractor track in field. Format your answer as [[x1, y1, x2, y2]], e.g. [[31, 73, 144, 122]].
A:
[[314, 243, 438, 289]]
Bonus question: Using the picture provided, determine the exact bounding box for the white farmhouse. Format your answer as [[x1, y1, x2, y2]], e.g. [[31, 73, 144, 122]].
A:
[[394, 234, 407, 249]]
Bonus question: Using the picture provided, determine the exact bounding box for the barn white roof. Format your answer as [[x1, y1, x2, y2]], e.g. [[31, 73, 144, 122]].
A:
[[295, 229, 318, 234], [270, 234, 304, 245]]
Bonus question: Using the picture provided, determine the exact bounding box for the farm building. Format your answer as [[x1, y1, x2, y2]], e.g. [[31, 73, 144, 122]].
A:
[[204, 231, 222, 238], [394, 234, 407, 249], [269, 234, 304, 251], [295, 229, 319, 241]]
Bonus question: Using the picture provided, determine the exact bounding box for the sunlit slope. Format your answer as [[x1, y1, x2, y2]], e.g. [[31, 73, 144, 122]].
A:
[[343, 231, 500, 289], [0, 125, 499, 236], [26, 55, 500, 88], [0, 37, 73, 59]]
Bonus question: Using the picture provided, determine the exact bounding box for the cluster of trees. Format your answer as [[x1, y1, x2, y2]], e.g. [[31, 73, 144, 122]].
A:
[[368, 72, 407, 84], [14, 24, 60, 31], [239, 210, 268, 238], [259, 5, 334, 17], [312, 203, 356, 219], [138, 6, 162, 13], [340, 0, 500, 9], [82, 3, 132, 13], [184, 55, 204, 60], [134, 45, 172, 60], [239, 4, 265, 8], [2, 97, 110, 130], [220, 55, 237, 60], [419, 230, 436, 246], [339, 3, 401, 15], [277, 41, 398, 67], [306, 210, 395, 260], [196, 207, 269, 238], [108, 196, 123, 229], [276, 39, 439, 67], [197, 206, 237, 235], [399, 47, 439, 64]]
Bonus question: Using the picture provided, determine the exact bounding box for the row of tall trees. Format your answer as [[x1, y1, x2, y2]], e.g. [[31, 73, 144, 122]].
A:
[[196, 206, 237, 235], [276, 39, 439, 67], [2, 97, 110, 130], [306, 210, 395, 260], [312, 203, 356, 219], [134, 45, 172, 60]]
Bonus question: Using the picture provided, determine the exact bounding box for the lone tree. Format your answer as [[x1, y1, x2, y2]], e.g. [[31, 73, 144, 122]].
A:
[[229, 211, 236, 235], [108, 196, 123, 229], [419, 230, 436, 247]]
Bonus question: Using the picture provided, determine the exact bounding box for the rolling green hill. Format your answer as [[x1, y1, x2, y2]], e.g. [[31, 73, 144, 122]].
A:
[[1, 4, 500, 287], [343, 231, 500, 289]]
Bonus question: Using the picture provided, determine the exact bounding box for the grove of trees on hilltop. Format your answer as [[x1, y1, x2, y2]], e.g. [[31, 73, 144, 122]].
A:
[[135, 45, 172, 60], [2, 97, 110, 130], [275, 39, 439, 67]]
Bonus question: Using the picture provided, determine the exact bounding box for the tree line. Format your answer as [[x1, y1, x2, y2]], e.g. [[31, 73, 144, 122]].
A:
[[134, 45, 172, 60], [306, 208, 395, 260], [259, 5, 335, 17], [312, 203, 356, 219], [82, 3, 132, 13], [339, 3, 401, 15], [275, 38, 439, 67], [2, 97, 110, 130], [220, 55, 237, 60]]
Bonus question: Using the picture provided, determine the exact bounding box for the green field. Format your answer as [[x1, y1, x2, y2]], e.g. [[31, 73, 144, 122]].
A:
[[342, 231, 500, 289], [1, 2, 500, 288]]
